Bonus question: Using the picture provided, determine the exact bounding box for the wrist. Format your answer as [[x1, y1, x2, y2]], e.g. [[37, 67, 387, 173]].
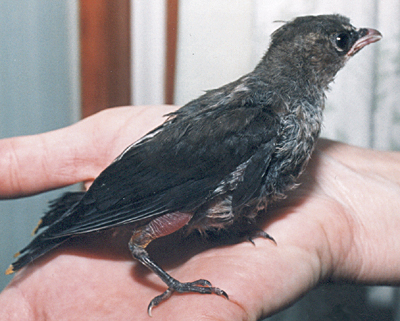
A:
[[315, 139, 400, 283]]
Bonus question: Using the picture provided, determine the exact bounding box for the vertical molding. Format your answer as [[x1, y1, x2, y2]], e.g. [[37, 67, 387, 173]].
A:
[[66, 0, 81, 124], [165, 0, 179, 104], [368, 0, 380, 148], [131, 0, 166, 105], [80, 0, 131, 118]]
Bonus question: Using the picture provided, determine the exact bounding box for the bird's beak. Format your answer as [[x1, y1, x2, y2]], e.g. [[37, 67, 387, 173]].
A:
[[347, 28, 382, 57]]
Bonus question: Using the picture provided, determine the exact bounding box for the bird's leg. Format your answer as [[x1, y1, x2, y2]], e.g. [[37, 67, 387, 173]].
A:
[[128, 212, 228, 316]]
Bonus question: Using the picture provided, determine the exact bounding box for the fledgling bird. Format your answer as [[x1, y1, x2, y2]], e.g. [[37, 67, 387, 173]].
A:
[[7, 14, 381, 315]]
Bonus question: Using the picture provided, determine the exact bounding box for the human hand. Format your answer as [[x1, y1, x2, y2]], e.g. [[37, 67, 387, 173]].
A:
[[1, 105, 400, 320]]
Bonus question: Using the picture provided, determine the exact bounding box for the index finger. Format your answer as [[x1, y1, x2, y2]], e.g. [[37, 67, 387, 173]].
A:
[[0, 105, 178, 199]]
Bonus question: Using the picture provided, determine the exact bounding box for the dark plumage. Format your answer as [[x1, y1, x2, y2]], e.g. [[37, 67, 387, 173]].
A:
[[7, 14, 381, 314]]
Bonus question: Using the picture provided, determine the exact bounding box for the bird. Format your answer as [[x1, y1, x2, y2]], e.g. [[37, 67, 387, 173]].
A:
[[6, 14, 381, 315]]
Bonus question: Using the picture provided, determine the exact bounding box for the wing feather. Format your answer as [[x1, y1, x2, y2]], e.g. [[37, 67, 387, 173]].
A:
[[39, 95, 281, 238]]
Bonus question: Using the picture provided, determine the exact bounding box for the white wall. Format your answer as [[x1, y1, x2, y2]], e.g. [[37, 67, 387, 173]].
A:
[[175, 0, 254, 105]]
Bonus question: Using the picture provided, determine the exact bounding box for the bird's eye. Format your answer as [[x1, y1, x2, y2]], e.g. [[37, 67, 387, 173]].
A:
[[334, 33, 350, 51]]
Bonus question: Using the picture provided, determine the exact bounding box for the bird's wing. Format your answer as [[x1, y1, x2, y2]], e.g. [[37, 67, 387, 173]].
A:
[[231, 137, 277, 208], [41, 102, 280, 237]]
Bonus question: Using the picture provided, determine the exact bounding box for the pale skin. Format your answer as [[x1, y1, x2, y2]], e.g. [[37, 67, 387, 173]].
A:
[[0, 105, 400, 321]]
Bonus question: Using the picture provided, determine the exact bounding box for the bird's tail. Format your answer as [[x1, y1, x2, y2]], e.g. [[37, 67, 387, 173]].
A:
[[6, 235, 71, 274], [31, 191, 86, 235], [6, 191, 85, 275]]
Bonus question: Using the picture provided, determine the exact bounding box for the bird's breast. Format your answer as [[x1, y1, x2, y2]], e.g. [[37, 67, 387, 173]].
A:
[[263, 102, 323, 198]]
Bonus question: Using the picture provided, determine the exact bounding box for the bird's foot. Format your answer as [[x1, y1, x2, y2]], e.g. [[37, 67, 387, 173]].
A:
[[148, 279, 228, 316]]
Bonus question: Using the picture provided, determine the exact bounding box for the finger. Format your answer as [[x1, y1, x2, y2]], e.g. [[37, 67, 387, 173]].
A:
[[0, 105, 178, 198]]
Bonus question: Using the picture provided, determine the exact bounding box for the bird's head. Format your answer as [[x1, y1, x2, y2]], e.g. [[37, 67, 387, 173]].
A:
[[263, 14, 382, 89]]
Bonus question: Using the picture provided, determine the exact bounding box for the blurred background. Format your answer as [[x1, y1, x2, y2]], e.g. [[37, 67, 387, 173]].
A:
[[0, 1, 399, 319]]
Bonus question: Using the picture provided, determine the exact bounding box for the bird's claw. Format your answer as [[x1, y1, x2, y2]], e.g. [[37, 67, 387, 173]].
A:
[[147, 279, 229, 316], [148, 288, 173, 317], [247, 229, 277, 245]]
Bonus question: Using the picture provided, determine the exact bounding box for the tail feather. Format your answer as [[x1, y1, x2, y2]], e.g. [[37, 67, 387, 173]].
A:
[[6, 191, 85, 274], [6, 235, 70, 274], [32, 191, 85, 234]]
